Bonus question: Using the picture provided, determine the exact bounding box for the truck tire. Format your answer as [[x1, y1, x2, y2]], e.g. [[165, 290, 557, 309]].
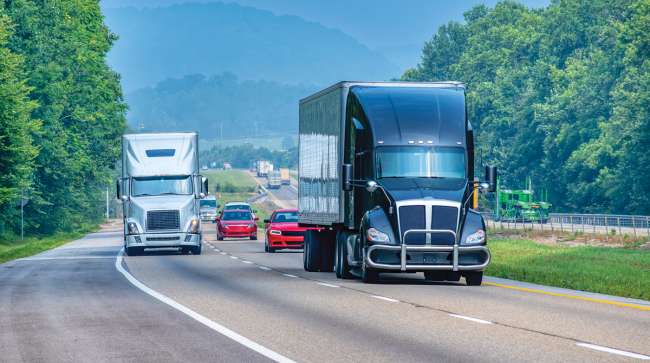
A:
[[191, 244, 202, 255], [464, 271, 483, 286], [334, 231, 353, 279], [319, 231, 335, 273], [361, 254, 378, 283], [303, 230, 322, 271], [125, 246, 141, 256]]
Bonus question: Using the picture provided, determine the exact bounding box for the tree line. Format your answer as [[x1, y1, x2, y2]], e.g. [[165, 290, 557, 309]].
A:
[[403, 0, 650, 214], [0, 1, 125, 237], [200, 144, 297, 171]]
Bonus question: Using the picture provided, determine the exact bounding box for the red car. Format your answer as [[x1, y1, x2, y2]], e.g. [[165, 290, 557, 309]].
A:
[[217, 209, 258, 240], [264, 209, 308, 252]]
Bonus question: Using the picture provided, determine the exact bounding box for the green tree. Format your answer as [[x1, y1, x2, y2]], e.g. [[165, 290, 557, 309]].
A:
[[0, 11, 39, 235]]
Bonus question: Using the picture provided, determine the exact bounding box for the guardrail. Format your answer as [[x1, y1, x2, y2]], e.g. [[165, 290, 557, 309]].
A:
[[482, 212, 650, 238]]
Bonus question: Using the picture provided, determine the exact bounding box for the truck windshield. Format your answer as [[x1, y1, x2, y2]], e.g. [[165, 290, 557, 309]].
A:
[[200, 200, 217, 208], [376, 146, 466, 179], [131, 176, 193, 196], [222, 211, 252, 221]]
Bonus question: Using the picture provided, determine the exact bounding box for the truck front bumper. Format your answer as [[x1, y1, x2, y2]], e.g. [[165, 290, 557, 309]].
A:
[[366, 244, 490, 271], [126, 233, 201, 248]]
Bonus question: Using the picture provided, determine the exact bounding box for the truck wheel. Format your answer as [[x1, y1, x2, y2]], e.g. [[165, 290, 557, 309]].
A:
[[334, 231, 353, 279], [464, 271, 483, 286], [180, 247, 190, 255], [303, 230, 322, 271], [191, 244, 202, 255], [217, 234, 224, 241], [319, 231, 335, 273], [250, 235, 257, 240], [361, 257, 378, 283], [125, 246, 139, 256]]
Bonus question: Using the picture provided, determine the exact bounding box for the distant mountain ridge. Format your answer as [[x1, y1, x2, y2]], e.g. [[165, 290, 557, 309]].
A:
[[104, 2, 398, 91]]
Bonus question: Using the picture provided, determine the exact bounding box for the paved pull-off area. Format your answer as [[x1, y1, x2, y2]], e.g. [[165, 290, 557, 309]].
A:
[[1, 224, 649, 362]]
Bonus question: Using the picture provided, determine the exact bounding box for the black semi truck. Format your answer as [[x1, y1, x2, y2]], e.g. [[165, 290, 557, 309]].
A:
[[298, 81, 497, 285]]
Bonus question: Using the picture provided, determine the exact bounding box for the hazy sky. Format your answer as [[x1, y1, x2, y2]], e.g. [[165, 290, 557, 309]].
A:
[[102, 0, 550, 69]]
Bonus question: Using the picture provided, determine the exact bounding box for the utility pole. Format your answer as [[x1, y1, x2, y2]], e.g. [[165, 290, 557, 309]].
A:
[[20, 188, 24, 241], [106, 187, 110, 220]]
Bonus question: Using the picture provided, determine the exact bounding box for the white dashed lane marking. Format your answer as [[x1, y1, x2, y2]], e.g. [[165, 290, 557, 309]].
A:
[[282, 274, 298, 278], [316, 282, 340, 288], [448, 314, 493, 325], [370, 295, 399, 303], [576, 343, 650, 360], [258, 266, 271, 271]]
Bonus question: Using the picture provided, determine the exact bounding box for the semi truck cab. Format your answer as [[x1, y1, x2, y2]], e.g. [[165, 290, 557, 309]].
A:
[[298, 82, 497, 284]]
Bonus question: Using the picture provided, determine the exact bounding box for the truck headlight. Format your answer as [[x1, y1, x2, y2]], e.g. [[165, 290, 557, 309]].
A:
[[127, 222, 139, 235], [463, 230, 485, 245], [188, 218, 200, 234], [367, 227, 389, 243]]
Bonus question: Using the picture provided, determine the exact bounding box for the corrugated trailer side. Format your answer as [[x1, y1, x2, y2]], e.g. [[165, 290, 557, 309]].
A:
[[298, 83, 346, 226]]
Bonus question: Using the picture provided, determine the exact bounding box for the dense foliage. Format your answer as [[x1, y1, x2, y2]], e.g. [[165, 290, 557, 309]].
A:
[[0, 1, 126, 236], [128, 73, 314, 139], [404, 0, 650, 214], [200, 144, 297, 170]]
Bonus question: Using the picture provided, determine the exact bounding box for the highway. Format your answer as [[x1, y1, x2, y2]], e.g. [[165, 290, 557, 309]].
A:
[[1, 222, 649, 362], [251, 172, 298, 209]]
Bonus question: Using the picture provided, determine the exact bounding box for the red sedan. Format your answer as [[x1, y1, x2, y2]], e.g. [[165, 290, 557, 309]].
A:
[[264, 209, 308, 252], [217, 209, 258, 240]]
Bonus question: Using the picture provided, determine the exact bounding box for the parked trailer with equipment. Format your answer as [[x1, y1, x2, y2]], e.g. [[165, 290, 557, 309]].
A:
[[117, 132, 208, 256], [298, 81, 497, 284]]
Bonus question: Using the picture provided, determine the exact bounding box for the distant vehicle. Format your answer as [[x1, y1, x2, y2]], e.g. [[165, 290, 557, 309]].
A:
[[298, 81, 497, 284], [117, 132, 208, 256], [216, 209, 258, 240], [200, 195, 219, 222], [267, 170, 282, 189], [223, 162, 232, 170], [201, 165, 208, 170], [256, 160, 273, 177], [279, 168, 291, 185], [222, 202, 256, 219], [263, 209, 310, 252], [496, 177, 551, 223], [210, 162, 218, 168]]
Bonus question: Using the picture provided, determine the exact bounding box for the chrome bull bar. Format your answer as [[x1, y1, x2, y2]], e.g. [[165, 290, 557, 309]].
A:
[[365, 229, 491, 272]]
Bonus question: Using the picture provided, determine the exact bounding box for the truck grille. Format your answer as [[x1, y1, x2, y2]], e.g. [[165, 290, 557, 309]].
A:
[[398, 204, 458, 245], [147, 210, 180, 231]]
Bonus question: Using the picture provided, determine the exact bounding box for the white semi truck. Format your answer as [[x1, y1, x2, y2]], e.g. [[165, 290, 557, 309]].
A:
[[256, 160, 273, 177], [117, 132, 208, 256]]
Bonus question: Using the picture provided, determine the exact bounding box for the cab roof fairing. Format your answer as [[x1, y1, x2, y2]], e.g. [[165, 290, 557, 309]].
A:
[[349, 86, 468, 148], [122, 132, 199, 178]]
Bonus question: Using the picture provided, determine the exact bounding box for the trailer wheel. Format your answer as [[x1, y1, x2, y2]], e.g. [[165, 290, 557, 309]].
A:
[[319, 231, 335, 273], [464, 271, 483, 286], [303, 230, 322, 271], [334, 231, 353, 279]]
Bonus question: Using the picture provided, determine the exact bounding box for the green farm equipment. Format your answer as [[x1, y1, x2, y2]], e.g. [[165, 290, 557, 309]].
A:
[[495, 177, 551, 222]]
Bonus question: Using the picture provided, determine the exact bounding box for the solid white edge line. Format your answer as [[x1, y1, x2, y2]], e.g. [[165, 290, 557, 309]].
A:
[[448, 314, 493, 325], [316, 282, 340, 288], [370, 295, 399, 303], [242, 261, 253, 264], [282, 274, 298, 278], [258, 266, 271, 271], [115, 250, 296, 363], [18, 256, 114, 261], [230, 256, 239, 260], [576, 343, 650, 360], [220, 252, 227, 255]]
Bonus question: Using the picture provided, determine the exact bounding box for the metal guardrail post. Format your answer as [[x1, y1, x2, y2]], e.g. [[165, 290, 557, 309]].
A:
[[617, 217, 621, 236], [605, 217, 609, 242]]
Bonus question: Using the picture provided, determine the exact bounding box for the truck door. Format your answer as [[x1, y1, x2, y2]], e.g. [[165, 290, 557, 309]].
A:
[[352, 118, 373, 226]]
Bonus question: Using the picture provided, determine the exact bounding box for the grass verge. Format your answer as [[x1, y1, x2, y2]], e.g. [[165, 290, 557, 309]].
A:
[[486, 238, 650, 301], [204, 169, 258, 193], [0, 227, 97, 264]]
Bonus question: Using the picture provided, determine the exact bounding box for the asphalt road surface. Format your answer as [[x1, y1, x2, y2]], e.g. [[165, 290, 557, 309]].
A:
[[1, 224, 649, 362], [251, 172, 298, 209]]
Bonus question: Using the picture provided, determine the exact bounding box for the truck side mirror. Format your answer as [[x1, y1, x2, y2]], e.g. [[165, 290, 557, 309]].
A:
[[202, 177, 209, 195], [484, 166, 497, 192], [342, 164, 352, 191], [366, 180, 379, 193]]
